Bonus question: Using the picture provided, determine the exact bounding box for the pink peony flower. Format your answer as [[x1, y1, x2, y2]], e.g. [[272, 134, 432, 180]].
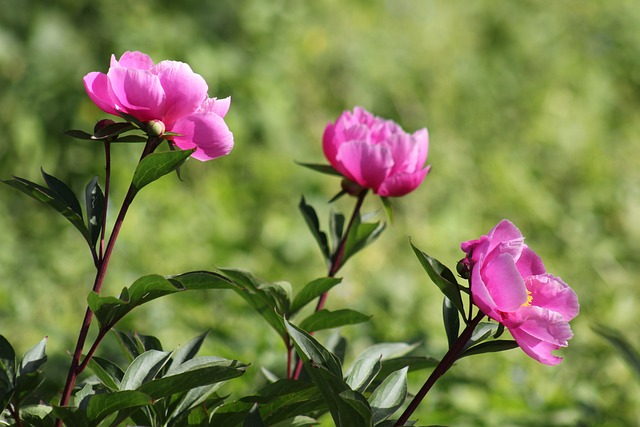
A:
[[322, 107, 430, 197], [83, 51, 233, 161], [461, 220, 579, 365]]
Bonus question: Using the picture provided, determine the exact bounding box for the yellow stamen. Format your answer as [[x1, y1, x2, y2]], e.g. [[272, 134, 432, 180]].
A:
[[522, 290, 533, 307]]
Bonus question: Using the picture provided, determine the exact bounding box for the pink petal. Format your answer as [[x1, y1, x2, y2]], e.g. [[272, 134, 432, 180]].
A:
[[386, 134, 422, 175], [107, 65, 166, 122], [154, 60, 208, 125], [322, 122, 339, 168], [83, 72, 119, 116], [470, 261, 501, 320], [115, 51, 155, 70], [199, 96, 231, 117], [376, 166, 430, 197], [509, 327, 564, 365], [526, 274, 580, 321], [171, 113, 234, 161], [335, 141, 394, 191], [412, 128, 429, 167], [482, 252, 528, 312], [509, 306, 573, 346], [516, 246, 546, 277]]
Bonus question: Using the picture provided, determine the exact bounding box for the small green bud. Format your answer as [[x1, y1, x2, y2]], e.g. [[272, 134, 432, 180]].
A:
[[146, 119, 166, 137]]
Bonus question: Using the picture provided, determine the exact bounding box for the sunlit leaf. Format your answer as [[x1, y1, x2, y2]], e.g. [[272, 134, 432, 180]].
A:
[[290, 278, 342, 317], [342, 213, 385, 266], [86, 356, 123, 391], [299, 309, 371, 333], [346, 356, 381, 393], [120, 350, 171, 390], [132, 149, 194, 194], [369, 366, 408, 425], [85, 390, 152, 424], [19, 337, 47, 377], [459, 340, 519, 359]]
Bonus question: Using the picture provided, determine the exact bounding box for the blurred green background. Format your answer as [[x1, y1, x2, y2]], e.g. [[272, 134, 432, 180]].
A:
[[1, 0, 639, 425]]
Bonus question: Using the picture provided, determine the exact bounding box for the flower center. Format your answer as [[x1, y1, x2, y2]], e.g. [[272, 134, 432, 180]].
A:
[[522, 290, 533, 307]]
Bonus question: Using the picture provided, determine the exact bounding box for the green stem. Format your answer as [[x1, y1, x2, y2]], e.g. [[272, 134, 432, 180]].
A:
[[55, 138, 160, 426], [394, 311, 485, 426], [291, 189, 368, 379]]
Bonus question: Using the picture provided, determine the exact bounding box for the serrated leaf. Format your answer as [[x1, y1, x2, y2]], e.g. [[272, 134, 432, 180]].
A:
[[410, 242, 465, 317], [299, 309, 371, 333], [84, 176, 104, 248], [459, 340, 519, 359], [136, 357, 247, 400], [296, 162, 342, 176], [132, 149, 194, 194], [19, 337, 47, 377], [443, 296, 460, 349], [120, 350, 171, 390], [85, 390, 152, 423], [299, 196, 330, 261], [369, 367, 408, 425], [86, 356, 123, 391], [290, 278, 342, 317], [3, 177, 90, 244]]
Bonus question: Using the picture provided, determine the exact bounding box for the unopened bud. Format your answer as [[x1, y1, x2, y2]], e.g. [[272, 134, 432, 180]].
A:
[[341, 179, 365, 196], [147, 119, 166, 137], [456, 257, 473, 280], [94, 119, 115, 134]]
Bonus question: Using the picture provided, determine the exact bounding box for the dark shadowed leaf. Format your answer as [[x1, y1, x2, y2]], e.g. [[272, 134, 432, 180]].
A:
[[86, 356, 123, 391], [296, 162, 342, 176], [443, 297, 460, 349], [85, 390, 152, 424], [299, 196, 330, 261], [41, 168, 83, 217], [0, 335, 16, 390], [244, 403, 265, 427], [84, 176, 104, 248]]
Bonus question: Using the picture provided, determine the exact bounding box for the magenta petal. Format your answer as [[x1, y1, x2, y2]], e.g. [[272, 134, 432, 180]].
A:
[[322, 122, 339, 167], [526, 275, 580, 321], [516, 246, 546, 277], [115, 51, 155, 70], [83, 72, 119, 116], [107, 66, 165, 122], [154, 61, 208, 125], [377, 166, 430, 197], [336, 141, 394, 191], [171, 113, 234, 161], [510, 306, 573, 345], [470, 262, 501, 320], [482, 253, 528, 312]]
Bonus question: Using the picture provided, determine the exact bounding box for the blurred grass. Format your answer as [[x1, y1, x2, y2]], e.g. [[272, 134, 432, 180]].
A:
[[1, 0, 640, 425]]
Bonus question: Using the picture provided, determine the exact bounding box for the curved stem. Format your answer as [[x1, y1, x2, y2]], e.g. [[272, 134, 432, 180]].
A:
[[291, 190, 368, 379], [56, 138, 160, 426], [394, 311, 485, 426], [99, 140, 111, 260]]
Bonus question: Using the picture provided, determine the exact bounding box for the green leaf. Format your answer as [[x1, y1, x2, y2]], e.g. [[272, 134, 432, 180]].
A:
[[353, 342, 421, 363], [19, 337, 47, 377], [85, 390, 152, 424], [86, 356, 123, 391], [41, 168, 83, 217], [244, 403, 265, 427], [346, 356, 381, 394], [167, 331, 209, 374], [369, 367, 408, 425], [92, 122, 136, 140], [284, 320, 371, 427], [593, 324, 640, 379], [168, 384, 222, 424], [459, 340, 519, 359], [113, 135, 148, 143], [84, 176, 104, 248], [111, 330, 143, 362], [380, 196, 393, 223], [120, 350, 171, 390], [342, 213, 386, 265], [136, 357, 247, 400], [329, 210, 345, 250], [132, 149, 194, 194], [442, 296, 460, 349], [63, 129, 94, 140], [0, 335, 16, 390], [296, 162, 342, 176], [462, 322, 499, 351], [270, 416, 320, 426], [299, 309, 371, 333], [290, 278, 342, 317], [410, 242, 465, 317], [377, 356, 438, 379], [18, 404, 53, 425], [2, 176, 89, 244], [299, 196, 330, 261]]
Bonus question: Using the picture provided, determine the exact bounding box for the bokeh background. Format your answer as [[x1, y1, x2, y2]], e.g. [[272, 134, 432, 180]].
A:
[[1, 0, 639, 425]]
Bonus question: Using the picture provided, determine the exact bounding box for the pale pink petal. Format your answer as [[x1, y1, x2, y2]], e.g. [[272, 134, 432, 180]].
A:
[[154, 61, 208, 125], [115, 51, 155, 70], [199, 96, 231, 117], [509, 306, 573, 346], [336, 141, 394, 191], [482, 253, 528, 312], [171, 113, 234, 161], [470, 261, 501, 320], [509, 327, 564, 366], [83, 72, 119, 116], [386, 134, 422, 175], [107, 65, 166, 122], [412, 128, 429, 167], [377, 166, 430, 197], [526, 275, 580, 321]]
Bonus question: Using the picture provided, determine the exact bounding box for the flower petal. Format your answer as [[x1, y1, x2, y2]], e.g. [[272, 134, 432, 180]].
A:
[[377, 166, 430, 197], [114, 51, 155, 70], [171, 113, 234, 161], [199, 96, 231, 117], [482, 252, 528, 312], [107, 65, 165, 122], [509, 326, 565, 366], [526, 274, 580, 321], [154, 60, 208, 125], [335, 141, 394, 191], [83, 72, 119, 116], [516, 246, 546, 277]]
